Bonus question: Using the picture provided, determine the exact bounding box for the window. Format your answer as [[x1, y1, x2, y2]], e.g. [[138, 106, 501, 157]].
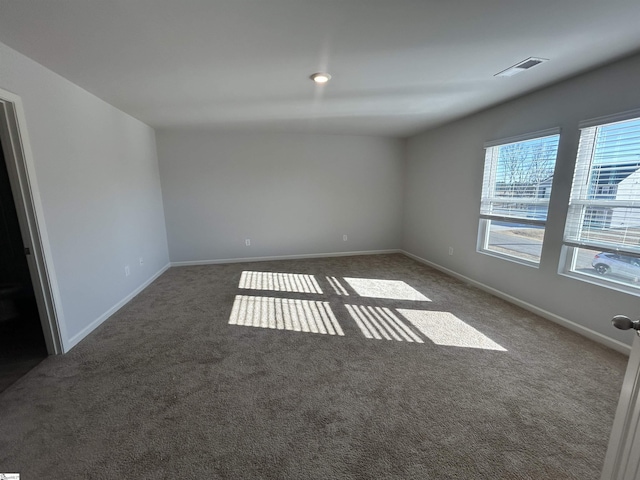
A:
[[563, 115, 640, 291], [478, 131, 560, 265]]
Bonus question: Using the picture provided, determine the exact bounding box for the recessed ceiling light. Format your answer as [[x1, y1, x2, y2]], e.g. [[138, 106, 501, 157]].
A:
[[310, 72, 331, 84], [495, 57, 548, 77]]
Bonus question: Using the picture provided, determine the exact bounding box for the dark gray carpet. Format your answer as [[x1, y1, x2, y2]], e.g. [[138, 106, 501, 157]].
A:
[[0, 254, 627, 479]]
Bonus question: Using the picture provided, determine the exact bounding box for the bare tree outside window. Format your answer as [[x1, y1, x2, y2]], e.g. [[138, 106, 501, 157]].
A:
[[479, 133, 560, 265], [498, 140, 556, 200]]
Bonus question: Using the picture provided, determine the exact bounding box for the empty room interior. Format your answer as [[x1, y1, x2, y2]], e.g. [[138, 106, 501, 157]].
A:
[[1, 1, 640, 478]]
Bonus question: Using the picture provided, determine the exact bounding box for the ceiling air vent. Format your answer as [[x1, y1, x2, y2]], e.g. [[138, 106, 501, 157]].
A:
[[495, 57, 548, 77]]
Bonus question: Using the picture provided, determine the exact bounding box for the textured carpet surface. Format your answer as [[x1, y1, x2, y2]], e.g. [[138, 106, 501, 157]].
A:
[[0, 254, 627, 479]]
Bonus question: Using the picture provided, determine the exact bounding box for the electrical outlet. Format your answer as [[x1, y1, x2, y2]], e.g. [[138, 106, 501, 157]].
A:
[[343, 234, 348, 241], [125, 265, 130, 276], [448, 247, 454, 256], [245, 239, 251, 246], [139, 257, 144, 266]]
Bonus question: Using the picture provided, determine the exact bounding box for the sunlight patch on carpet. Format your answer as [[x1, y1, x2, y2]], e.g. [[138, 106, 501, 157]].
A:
[[327, 276, 349, 296], [239, 271, 322, 294], [398, 310, 506, 351], [229, 295, 344, 335], [345, 304, 424, 343], [344, 278, 430, 301]]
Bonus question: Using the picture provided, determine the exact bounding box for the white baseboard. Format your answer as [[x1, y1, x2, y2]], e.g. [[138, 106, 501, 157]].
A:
[[171, 249, 401, 267], [400, 250, 631, 355], [64, 262, 171, 352]]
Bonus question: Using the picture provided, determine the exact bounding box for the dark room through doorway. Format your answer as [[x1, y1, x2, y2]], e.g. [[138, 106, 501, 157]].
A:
[[0, 137, 47, 392]]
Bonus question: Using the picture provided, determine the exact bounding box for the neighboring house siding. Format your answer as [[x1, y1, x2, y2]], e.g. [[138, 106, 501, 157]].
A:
[[610, 169, 640, 229]]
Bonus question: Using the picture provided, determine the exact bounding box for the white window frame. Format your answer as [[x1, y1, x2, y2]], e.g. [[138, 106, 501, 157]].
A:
[[478, 128, 561, 266], [561, 109, 640, 295]]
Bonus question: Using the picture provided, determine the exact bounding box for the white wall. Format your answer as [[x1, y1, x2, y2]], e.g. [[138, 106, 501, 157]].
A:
[[404, 53, 640, 349], [156, 130, 404, 263], [0, 42, 170, 350]]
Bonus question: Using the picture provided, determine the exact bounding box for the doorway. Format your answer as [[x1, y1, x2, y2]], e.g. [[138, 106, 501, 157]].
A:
[[0, 138, 47, 392], [0, 88, 64, 391]]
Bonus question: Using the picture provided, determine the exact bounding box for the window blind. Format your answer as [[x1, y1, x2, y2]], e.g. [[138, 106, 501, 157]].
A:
[[480, 134, 560, 225], [563, 118, 640, 256]]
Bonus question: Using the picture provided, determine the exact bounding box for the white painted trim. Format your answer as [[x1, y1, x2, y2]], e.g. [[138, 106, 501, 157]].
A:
[[601, 335, 640, 479], [0, 87, 66, 354], [483, 127, 561, 148], [579, 106, 640, 129], [65, 263, 171, 351], [400, 250, 631, 355], [171, 249, 402, 267]]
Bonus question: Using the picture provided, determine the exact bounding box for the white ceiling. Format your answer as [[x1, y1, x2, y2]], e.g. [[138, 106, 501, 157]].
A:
[[1, 1, 640, 137]]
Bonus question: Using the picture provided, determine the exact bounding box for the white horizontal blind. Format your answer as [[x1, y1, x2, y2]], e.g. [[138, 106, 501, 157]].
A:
[[564, 117, 640, 256], [480, 134, 560, 225]]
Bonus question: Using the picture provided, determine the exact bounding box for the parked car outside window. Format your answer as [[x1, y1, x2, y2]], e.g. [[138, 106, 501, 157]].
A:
[[592, 252, 640, 281]]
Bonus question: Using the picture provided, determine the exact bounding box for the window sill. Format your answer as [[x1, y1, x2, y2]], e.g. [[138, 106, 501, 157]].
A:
[[477, 248, 540, 269], [559, 270, 640, 298]]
